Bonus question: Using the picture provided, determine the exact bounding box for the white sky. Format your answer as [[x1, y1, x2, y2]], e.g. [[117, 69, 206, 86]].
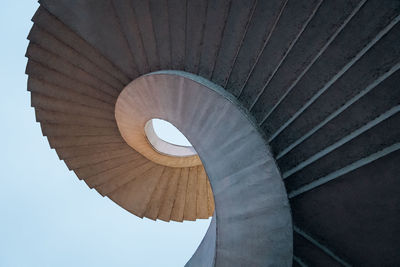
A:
[[153, 119, 192, 146], [0, 2, 210, 266]]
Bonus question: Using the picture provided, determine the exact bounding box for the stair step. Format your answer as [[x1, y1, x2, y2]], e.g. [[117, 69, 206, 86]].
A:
[[28, 77, 114, 111], [211, 0, 257, 87], [41, 123, 119, 137], [26, 43, 119, 97], [47, 135, 124, 149], [239, 0, 322, 110], [157, 167, 181, 222], [112, 0, 150, 75], [170, 167, 189, 222], [108, 165, 165, 217], [183, 166, 198, 221], [63, 147, 135, 169], [130, 0, 160, 70], [277, 70, 400, 169], [32, 6, 130, 84], [84, 156, 149, 188], [55, 143, 129, 160], [196, 166, 209, 219], [167, 0, 186, 70], [197, 0, 231, 80], [35, 108, 115, 128], [74, 153, 142, 179], [284, 111, 400, 192], [259, 0, 400, 134], [148, 0, 171, 69], [226, 0, 286, 96], [26, 60, 116, 104], [207, 178, 215, 217], [39, 0, 139, 78], [96, 160, 155, 196], [31, 92, 115, 121], [252, 0, 364, 130], [28, 24, 124, 90], [144, 167, 172, 220], [184, 0, 207, 74]]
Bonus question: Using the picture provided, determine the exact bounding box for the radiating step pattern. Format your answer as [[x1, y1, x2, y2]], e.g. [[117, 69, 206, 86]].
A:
[[26, 5, 213, 223], [27, 0, 400, 265]]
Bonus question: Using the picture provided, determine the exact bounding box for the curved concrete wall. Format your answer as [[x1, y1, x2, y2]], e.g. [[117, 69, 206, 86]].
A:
[[186, 214, 217, 267], [26, 1, 400, 264], [117, 71, 292, 266]]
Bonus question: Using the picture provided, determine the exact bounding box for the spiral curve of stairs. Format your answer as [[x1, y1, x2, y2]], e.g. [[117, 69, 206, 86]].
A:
[[26, 0, 400, 266]]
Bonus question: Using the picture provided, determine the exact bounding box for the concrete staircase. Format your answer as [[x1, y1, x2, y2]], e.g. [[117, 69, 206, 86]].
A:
[[26, 0, 400, 265]]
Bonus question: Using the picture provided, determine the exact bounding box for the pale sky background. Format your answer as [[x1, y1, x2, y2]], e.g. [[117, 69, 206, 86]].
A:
[[0, 2, 210, 266], [152, 119, 192, 146]]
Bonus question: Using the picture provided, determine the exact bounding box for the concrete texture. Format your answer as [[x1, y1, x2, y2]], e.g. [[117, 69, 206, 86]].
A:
[[119, 71, 292, 266], [186, 214, 216, 267], [27, 0, 400, 265]]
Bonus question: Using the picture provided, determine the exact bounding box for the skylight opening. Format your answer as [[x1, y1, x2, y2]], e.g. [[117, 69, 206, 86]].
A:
[[144, 119, 197, 157], [152, 118, 192, 147]]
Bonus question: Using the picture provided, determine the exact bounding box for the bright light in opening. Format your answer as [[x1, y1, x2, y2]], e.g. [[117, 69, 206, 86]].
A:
[[152, 119, 192, 147]]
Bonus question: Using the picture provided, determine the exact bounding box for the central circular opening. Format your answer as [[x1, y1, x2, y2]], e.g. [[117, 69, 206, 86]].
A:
[[145, 119, 197, 157], [152, 118, 192, 146]]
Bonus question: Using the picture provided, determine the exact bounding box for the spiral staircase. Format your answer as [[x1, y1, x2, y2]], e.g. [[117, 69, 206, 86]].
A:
[[26, 0, 400, 266]]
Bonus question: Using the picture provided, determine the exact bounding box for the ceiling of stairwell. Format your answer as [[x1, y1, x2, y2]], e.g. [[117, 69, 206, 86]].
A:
[[25, 0, 400, 265]]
